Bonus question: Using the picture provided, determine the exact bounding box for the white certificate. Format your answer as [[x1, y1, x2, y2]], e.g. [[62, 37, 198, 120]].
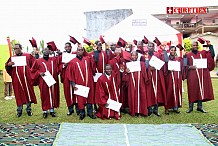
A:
[[62, 53, 76, 63], [93, 73, 102, 82], [149, 56, 165, 70], [74, 84, 90, 98], [168, 61, 181, 71], [42, 71, 56, 87], [193, 59, 207, 69], [107, 99, 122, 112], [126, 61, 141, 72], [11, 56, 27, 67]]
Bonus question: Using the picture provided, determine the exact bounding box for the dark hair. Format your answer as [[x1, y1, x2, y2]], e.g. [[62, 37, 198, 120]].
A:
[[14, 43, 22, 49], [105, 64, 111, 69], [131, 51, 138, 56], [170, 46, 176, 51], [95, 40, 101, 45], [65, 42, 71, 46]]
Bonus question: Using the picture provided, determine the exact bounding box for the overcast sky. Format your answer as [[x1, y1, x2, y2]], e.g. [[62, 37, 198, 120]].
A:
[[0, 0, 217, 51]]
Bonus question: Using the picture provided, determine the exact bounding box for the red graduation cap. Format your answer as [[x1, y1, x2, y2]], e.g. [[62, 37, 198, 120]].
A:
[[117, 37, 127, 47], [153, 37, 161, 46], [122, 51, 131, 61], [142, 36, 149, 44], [69, 35, 80, 45], [83, 37, 92, 46], [167, 41, 171, 47], [29, 37, 37, 48], [99, 35, 105, 44], [176, 43, 184, 51], [47, 41, 58, 51], [197, 37, 207, 44], [133, 40, 137, 45]]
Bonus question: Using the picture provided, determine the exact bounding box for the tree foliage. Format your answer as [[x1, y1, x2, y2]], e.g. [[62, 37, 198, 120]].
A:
[[183, 38, 203, 52]]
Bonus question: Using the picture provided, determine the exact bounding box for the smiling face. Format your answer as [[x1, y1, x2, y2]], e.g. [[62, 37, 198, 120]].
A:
[[43, 48, 50, 56], [77, 47, 84, 56], [96, 42, 102, 51], [14, 44, 22, 55], [131, 51, 138, 61], [65, 43, 72, 53], [192, 42, 198, 51], [105, 64, 112, 76], [147, 43, 155, 53], [169, 46, 176, 56]]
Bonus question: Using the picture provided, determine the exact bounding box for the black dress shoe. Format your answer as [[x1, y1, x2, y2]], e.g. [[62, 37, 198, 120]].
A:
[[88, 114, 96, 119], [67, 110, 74, 116], [79, 114, 85, 120], [148, 112, 152, 116], [153, 111, 160, 117], [186, 108, 193, 113], [17, 112, 22, 118], [50, 112, 56, 117], [174, 110, 180, 114], [27, 111, 33, 116], [43, 113, 48, 119], [197, 108, 207, 113]]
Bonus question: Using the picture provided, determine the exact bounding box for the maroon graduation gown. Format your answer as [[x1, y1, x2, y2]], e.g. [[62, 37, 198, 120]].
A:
[[5, 53, 37, 106], [123, 62, 148, 116], [58, 54, 74, 107], [31, 57, 60, 111], [89, 51, 108, 73], [164, 57, 184, 109], [186, 50, 214, 103], [146, 53, 167, 107], [95, 72, 120, 119], [109, 56, 128, 109], [67, 56, 95, 110]]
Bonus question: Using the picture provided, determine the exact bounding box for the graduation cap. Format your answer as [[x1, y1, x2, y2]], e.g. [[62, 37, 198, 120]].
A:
[[167, 41, 171, 47], [117, 37, 126, 47], [197, 37, 207, 44], [176, 43, 184, 51], [153, 37, 161, 46], [133, 40, 137, 45], [99, 35, 105, 44], [69, 35, 80, 45], [122, 51, 131, 61], [142, 36, 149, 44], [47, 41, 58, 51], [29, 37, 37, 48], [83, 37, 92, 46]]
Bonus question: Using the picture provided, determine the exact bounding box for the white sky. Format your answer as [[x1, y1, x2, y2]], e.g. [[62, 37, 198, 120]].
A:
[[0, 0, 217, 51]]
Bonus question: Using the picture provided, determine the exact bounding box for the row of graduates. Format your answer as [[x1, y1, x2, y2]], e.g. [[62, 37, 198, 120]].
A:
[[5, 39, 215, 120]]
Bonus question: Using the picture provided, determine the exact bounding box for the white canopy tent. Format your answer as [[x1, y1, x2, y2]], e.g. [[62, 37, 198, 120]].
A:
[[103, 11, 181, 44]]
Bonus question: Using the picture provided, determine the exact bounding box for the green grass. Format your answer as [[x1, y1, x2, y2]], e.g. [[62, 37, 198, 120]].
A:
[[0, 75, 217, 124]]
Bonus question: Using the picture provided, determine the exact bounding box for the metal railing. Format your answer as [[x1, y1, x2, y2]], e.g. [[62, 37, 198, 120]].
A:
[[170, 18, 218, 29]]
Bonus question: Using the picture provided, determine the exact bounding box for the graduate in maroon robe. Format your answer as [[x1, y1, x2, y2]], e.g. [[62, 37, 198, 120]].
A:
[[31, 47, 60, 118], [96, 64, 120, 120], [5, 44, 37, 117], [164, 46, 185, 114], [105, 43, 115, 62], [58, 42, 78, 115], [109, 47, 128, 113], [89, 41, 108, 111], [67, 46, 96, 120], [123, 51, 149, 116], [186, 41, 214, 113], [89, 41, 108, 73], [146, 42, 167, 116]]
